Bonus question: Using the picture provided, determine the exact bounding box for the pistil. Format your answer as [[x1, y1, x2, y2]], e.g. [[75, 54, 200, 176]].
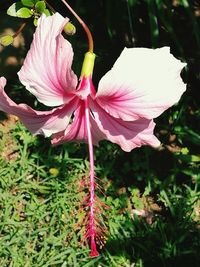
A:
[[84, 97, 99, 257]]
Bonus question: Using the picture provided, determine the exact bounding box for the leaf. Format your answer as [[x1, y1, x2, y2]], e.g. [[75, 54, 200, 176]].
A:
[[35, 1, 46, 14], [174, 126, 200, 146], [17, 7, 33, 18], [7, 2, 23, 17], [128, 0, 137, 6], [0, 35, 14, 46], [43, 8, 51, 17], [33, 17, 38, 26], [21, 0, 34, 7], [7, 3, 33, 18], [176, 154, 200, 163], [180, 147, 189, 155], [147, 0, 159, 47]]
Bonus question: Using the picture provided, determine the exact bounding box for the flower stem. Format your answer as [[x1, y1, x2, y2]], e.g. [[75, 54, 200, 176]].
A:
[[60, 0, 94, 53], [13, 22, 26, 38], [84, 97, 99, 257]]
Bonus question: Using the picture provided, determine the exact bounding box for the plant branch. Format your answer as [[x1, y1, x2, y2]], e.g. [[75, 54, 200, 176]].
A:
[[13, 22, 26, 38]]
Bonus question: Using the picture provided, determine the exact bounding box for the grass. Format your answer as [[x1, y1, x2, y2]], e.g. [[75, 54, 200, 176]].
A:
[[0, 113, 199, 267]]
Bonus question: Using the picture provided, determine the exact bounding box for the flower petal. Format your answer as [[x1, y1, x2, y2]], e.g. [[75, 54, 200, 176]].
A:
[[96, 47, 186, 121], [90, 98, 160, 152], [52, 101, 106, 146], [18, 13, 78, 107], [0, 77, 78, 137]]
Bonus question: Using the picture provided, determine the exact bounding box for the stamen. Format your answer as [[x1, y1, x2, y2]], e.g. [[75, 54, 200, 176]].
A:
[[84, 98, 99, 257]]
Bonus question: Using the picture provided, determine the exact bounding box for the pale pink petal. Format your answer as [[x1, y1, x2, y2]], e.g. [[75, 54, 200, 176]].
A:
[[52, 101, 106, 146], [90, 98, 160, 152], [0, 77, 79, 136], [96, 47, 186, 121], [18, 13, 78, 107]]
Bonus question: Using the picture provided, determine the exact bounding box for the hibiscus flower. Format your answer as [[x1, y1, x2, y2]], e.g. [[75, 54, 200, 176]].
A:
[[0, 12, 186, 256], [0, 13, 186, 151]]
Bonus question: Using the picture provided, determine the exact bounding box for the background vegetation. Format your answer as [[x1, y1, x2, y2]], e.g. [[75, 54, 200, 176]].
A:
[[0, 0, 200, 266]]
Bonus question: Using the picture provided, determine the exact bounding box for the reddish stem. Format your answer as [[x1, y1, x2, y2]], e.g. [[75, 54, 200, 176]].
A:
[[60, 0, 94, 53], [84, 97, 99, 257], [13, 22, 26, 38]]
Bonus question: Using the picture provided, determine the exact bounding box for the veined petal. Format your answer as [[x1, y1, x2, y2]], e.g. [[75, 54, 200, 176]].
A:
[[96, 47, 186, 121], [52, 101, 106, 146], [0, 77, 79, 137], [18, 13, 78, 107], [90, 98, 160, 152], [75, 76, 96, 100]]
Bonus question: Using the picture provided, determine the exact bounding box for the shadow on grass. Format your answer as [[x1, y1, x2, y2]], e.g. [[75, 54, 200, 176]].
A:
[[28, 137, 200, 267], [105, 196, 200, 267]]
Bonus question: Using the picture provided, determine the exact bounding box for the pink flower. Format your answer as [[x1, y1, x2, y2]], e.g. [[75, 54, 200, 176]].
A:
[[0, 13, 186, 152], [0, 13, 186, 256]]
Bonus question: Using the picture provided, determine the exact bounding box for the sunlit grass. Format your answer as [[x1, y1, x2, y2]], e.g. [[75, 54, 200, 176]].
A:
[[0, 116, 199, 266]]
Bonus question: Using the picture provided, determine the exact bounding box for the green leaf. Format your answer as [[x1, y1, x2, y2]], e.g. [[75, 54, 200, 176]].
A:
[[0, 35, 14, 46], [43, 8, 51, 17], [21, 0, 34, 7], [128, 0, 137, 6], [35, 1, 46, 14], [176, 154, 200, 163], [7, 3, 33, 18], [17, 7, 33, 18], [7, 2, 23, 17], [147, 0, 159, 47], [33, 17, 38, 26], [181, 147, 189, 155], [174, 126, 200, 146]]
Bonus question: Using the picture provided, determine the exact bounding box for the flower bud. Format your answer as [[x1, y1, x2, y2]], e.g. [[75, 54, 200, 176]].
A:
[[0, 35, 14, 46], [63, 22, 76, 36]]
